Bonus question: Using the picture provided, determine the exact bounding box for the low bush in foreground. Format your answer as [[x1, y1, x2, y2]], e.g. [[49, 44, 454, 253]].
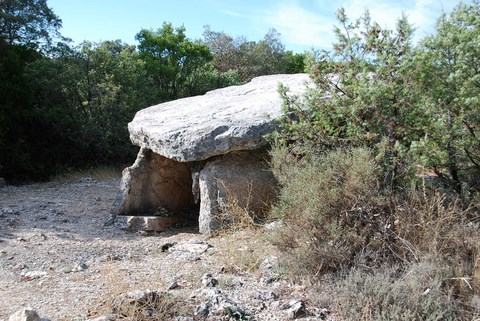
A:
[[269, 146, 391, 274], [335, 263, 460, 321], [268, 145, 480, 319]]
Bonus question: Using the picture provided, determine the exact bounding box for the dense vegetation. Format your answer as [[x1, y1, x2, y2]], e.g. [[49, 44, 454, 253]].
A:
[[3, 0, 480, 319], [0, 0, 304, 183], [270, 2, 480, 319]]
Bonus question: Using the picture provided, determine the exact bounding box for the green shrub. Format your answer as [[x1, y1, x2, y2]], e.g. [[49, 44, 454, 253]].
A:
[[267, 2, 480, 318], [269, 145, 393, 274], [269, 143, 480, 317], [335, 262, 459, 321]]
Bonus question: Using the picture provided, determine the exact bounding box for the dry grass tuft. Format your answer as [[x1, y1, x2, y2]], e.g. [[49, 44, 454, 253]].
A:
[[93, 263, 191, 320], [334, 262, 460, 321], [211, 228, 279, 274], [110, 290, 188, 321], [216, 180, 258, 232], [214, 176, 276, 237]]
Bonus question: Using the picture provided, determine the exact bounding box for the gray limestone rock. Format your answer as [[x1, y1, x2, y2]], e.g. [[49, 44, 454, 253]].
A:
[[112, 147, 194, 216], [287, 300, 307, 319], [201, 273, 218, 288], [126, 216, 186, 232], [20, 270, 47, 281], [198, 150, 277, 235], [8, 308, 42, 321], [128, 74, 312, 161], [84, 315, 116, 321], [113, 74, 312, 235]]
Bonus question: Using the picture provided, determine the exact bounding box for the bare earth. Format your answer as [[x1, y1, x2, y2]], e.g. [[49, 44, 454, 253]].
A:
[[0, 177, 328, 321]]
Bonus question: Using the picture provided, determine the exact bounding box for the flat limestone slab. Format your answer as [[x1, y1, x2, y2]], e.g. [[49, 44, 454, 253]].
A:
[[128, 73, 312, 162]]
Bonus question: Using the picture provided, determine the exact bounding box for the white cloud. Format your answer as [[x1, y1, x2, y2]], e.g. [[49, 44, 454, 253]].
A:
[[258, 0, 449, 50], [218, 0, 463, 51], [262, 2, 336, 49], [341, 0, 458, 40]]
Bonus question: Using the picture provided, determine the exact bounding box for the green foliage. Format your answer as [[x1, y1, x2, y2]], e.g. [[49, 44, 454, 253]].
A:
[[269, 145, 390, 274], [1, 0, 299, 182], [275, 3, 480, 195], [0, 0, 61, 48], [269, 4, 480, 318], [202, 25, 241, 73], [269, 144, 480, 318], [0, 18, 241, 182], [136, 23, 227, 101], [203, 26, 305, 82], [192, 63, 240, 93], [283, 51, 306, 74], [276, 9, 425, 189], [20, 40, 150, 174], [335, 263, 460, 321], [0, 0, 62, 180], [413, 1, 480, 194], [236, 29, 287, 80], [0, 44, 43, 181]]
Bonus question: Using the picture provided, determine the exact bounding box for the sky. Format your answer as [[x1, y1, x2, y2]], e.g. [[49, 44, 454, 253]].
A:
[[48, 0, 464, 53]]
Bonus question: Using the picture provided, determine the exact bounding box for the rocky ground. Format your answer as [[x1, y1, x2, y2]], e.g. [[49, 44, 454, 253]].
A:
[[0, 177, 331, 321]]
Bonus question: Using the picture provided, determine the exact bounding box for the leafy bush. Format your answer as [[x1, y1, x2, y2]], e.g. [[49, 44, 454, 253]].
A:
[[267, 2, 480, 318], [269, 143, 480, 317], [275, 9, 424, 191], [335, 263, 460, 321], [202, 26, 305, 82], [269, 145, 395, 274], [412, 1, 480, 195]]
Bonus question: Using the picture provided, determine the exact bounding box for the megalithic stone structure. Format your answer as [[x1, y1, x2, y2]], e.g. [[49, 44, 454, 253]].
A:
[[111, 73, 313, 235]]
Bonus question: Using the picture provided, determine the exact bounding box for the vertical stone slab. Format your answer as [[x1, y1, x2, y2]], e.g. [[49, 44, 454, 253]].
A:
[[112, 147, 194, 215], [198, 150, 278, 235]]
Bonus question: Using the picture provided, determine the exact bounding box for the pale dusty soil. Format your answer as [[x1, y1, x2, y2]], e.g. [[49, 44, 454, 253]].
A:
[[0, 177, 328, 321]]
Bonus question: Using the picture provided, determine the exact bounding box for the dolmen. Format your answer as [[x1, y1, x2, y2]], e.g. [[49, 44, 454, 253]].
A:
[[111, 73, 313, 235]]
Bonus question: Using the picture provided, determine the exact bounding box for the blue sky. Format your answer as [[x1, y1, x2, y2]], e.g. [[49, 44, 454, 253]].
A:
[[48, 0, 464, 53]]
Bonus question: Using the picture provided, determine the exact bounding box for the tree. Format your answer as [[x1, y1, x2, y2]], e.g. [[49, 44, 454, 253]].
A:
[[284, 51, 306, 74], [202, 25, 241, 73], [0, 43, 39, 180], [136, 23, 215, 101], [234, 29, 283, 80], [276, 9, 425, 189], [0, 0, 61, 48], [73, 40, 155, 163], [0, 17, 241, 181], [26, 40, 154, 168], [414, 1, 480, 194], [202, 26, 305, 82], [0, 0, 61, 180]]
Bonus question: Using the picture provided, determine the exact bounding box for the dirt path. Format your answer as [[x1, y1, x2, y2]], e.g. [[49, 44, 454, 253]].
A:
[[0, 178, 326, 321]]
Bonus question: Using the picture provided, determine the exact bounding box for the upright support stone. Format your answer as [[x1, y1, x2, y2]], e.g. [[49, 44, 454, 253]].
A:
[[198, 150, 277, 235], [112, 147, 194, 216]]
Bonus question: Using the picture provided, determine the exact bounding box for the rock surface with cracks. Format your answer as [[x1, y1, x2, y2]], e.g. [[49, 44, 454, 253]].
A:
[[128, 73, 312, 161]]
